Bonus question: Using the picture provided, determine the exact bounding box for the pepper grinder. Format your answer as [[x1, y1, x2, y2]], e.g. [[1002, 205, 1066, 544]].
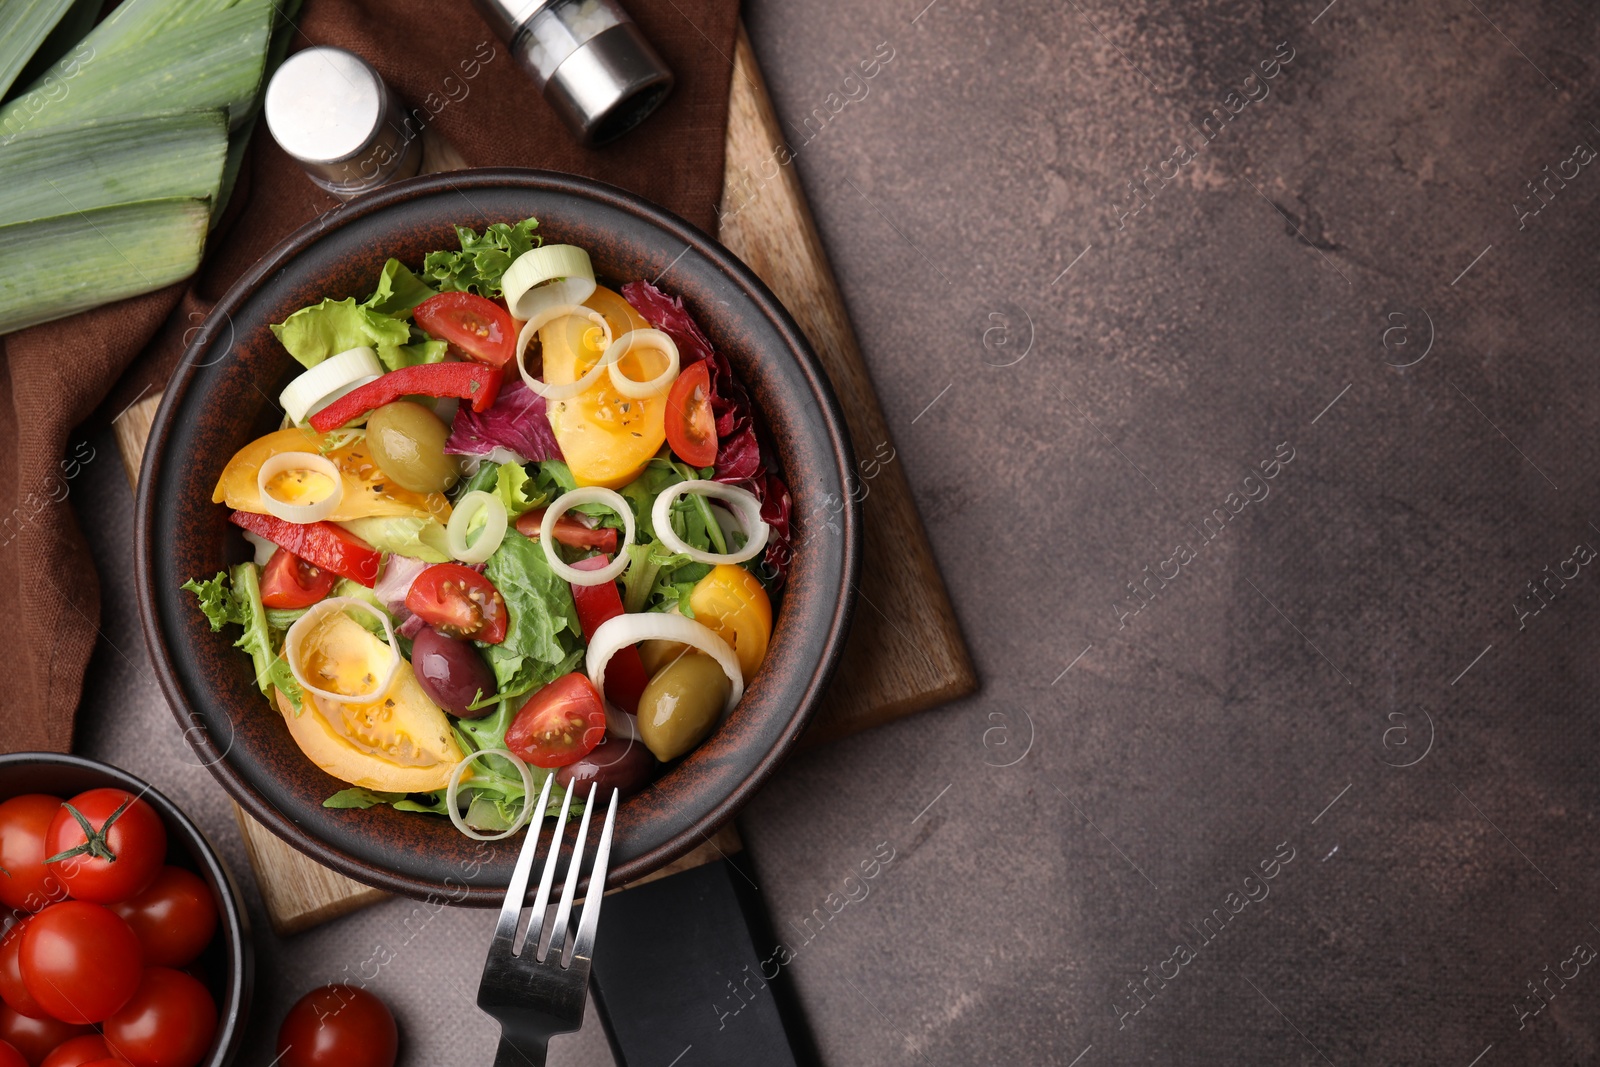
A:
[[471, 0, 674, 146], [263, 46, 422, 200]]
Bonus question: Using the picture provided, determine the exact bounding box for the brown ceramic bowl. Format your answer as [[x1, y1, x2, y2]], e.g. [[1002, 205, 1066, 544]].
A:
[[0, 753, 252, 1065], [134, 171, 859, 905]]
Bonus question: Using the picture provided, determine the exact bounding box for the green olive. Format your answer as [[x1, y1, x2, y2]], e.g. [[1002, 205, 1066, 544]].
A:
[[636, 651, 730, 762], [365, 401, 460, 494]]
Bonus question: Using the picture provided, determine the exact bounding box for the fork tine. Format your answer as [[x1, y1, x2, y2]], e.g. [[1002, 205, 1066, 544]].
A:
[[570, 788, 618, 967], [491, 773, 554, 949], [541, 782, 598, 963], [521, 779, 574, 955]]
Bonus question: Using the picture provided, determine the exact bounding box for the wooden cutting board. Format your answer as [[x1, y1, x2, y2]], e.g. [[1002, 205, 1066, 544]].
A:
[[113, 25, 974, 934]]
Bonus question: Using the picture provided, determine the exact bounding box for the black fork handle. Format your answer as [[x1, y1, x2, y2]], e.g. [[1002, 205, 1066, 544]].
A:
[[494, 1034, 548, 1066]]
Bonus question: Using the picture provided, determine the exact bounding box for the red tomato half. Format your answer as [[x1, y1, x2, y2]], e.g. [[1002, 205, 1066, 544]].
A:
[[414, 292, 515, 367], [568, 555, 648, 715], [40, 1035, 120, 1067], [665, 361, 716, 467], [103, 968, 216, 1067], [506, 673, 607, 768], [405, 564, 507, 644], [108, 866, 217, 969], [0, 1006, 89, 1065], [514, 509, 619, 553], [19, 902, 141, 1024], [261, 548, 336, 609], [276, 985, 397, 1067], [0, 922, 44, 1020], [0, 795, 66, 913], [44, 790, 165, 905]]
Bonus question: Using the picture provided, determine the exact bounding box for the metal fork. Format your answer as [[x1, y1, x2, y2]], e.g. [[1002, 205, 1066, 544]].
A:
[[478, 777, 620, 1066]]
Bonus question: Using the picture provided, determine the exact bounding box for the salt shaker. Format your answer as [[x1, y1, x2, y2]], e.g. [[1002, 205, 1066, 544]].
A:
[[471, 0, 674, 146], [263, 46, 422, 200]]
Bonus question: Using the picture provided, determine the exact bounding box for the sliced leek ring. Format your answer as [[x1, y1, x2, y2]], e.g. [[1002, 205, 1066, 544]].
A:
[[257, 451, 344, 524], [446, 490, 508, 563], [502, 244, 596, 320], [541, 487, 633, 585], [278, 346, 384, 424], [652, 480, 769, 564], [514, 304, 616, 401], [605, 329, 680, 399]]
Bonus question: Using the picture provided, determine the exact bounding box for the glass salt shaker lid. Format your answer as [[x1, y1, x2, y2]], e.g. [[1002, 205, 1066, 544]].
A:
[[264, 46, 421, 200], [472, 0, 674, 146]]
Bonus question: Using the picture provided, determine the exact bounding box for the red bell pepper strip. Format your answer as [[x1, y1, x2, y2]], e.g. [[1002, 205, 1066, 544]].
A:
[[230, 511, 382, 587], [514, 508, 620, 554], [309, 361, 503, 432], [569, 555, 649, 715]]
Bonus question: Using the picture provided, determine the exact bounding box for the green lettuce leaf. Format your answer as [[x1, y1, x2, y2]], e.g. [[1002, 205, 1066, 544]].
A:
[[336, 517, 451, 563], [323, 787, 404, 809], [182, 563, 302, 707], [269, 297, 412, 371], [365, 258, 437, 316], [479, 531, 583, 701], [422, 216, 541, 298], [494, 462, 543, 519]]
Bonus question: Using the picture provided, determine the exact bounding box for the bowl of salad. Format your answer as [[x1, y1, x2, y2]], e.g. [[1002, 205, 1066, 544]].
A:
[[135, 171, 859, 903]]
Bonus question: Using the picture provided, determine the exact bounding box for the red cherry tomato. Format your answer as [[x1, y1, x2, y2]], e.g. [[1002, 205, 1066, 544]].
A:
[[506, 673, 607, 768], [0, 1005, 90, 1063], [18, 902, 142, 1024], [0, 1039, 27, 1067], [276, 985, 397, 1067], [0, 795, 67, 913], [261, 549, 337, 609], [107, 867, 217, 969], [567, 555, 648, 714], [44, 790, 165, 905], [405, 564, 507, 644], [413, 292, 515, 367], [664, 361, 717, 467], [103, 968, 215, 1067], [0, 921, 45, 1020], [513, 509, 620, 553], [40, 1035, 122, 1067]]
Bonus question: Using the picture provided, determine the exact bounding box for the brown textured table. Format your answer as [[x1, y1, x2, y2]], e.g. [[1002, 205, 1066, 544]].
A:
[[72, 0, 1600, 1062]]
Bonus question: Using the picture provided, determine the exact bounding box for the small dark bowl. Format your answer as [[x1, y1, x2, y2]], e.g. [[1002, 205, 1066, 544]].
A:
[[135, 170, 860, 904], [0, 753, 252, 1065]]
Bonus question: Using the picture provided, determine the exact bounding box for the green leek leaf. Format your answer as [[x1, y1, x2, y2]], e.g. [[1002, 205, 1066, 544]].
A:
[[0, 0, 77, 101]]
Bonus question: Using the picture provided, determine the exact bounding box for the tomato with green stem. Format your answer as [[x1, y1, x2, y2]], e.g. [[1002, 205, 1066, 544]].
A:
[[44, 790, 165, 905]]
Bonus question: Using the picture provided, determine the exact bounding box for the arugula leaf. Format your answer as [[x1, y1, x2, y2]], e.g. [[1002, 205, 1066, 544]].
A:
[[479, 531, 583, 701], [422, 216, 541, 298], [365, 258, 437, 316], [183, 564, 302, 707]]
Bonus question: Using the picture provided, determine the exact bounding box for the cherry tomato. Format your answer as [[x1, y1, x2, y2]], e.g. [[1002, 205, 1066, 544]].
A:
[[44, 790, 165, 905], [261, 549, 336, 609], [0, 1004, 89, 1063], [276, 985, 397, 1067], [19, 902, 141, 1024], [405, 564, 507, 644], [413, 292, 515, 367], [0, 921, 45, 1020], [506, 673, 607, 768], [0, 1040, 27, 1067], [513, 508, 620, 553], [664, 361, 717, 467], [40, 1035, 121, 1067], [0, 795, 67, 913], [567, 555, 648, 714], [103, 968, 215, 1067], [107, 867, 216, 969]]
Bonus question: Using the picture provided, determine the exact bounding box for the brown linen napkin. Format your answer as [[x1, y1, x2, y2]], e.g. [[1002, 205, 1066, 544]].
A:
[[0, 0, 740, 753]]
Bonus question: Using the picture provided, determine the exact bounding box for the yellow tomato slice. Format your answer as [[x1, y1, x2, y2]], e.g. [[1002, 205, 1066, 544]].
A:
[[214, 427, 452, 522], [688, 564, 772, 683], [272, 612, 463, 792], [542, 287, 668, 489]]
